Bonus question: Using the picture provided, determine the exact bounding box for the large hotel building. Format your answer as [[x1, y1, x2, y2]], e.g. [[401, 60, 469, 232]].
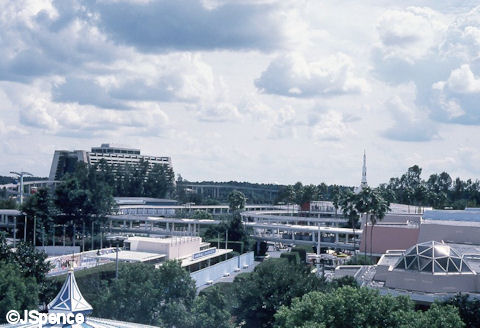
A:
[[49, 144, 172, 181]]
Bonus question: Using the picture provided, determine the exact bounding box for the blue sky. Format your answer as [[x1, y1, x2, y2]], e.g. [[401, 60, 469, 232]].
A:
[[1, 0, 480, 186]]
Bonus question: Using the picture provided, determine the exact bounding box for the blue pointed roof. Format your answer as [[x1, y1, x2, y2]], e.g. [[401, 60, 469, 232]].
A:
[[47, 268, 93, 315]]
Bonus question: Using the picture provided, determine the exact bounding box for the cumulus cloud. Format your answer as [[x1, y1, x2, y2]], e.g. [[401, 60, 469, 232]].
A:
[[192, 102, 241, 122], [433, 64, 480, 94], [382, 94, 438, 142], [0, 0, 118, 82], [309, 110, 356, 141], [10, 84, 170, 137], [376, 7, 447, 63], [255, 53, 369, 98], [373, 5, 480, 127], [431, 64, 480, 124], [52, 53, 220, 109], [91, 0, 291, 52]]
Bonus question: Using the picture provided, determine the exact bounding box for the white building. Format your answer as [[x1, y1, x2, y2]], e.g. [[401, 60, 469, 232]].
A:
[[49, 144, 172, 180]]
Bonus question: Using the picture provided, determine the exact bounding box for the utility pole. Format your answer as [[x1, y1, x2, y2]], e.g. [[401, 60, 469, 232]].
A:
[[316, 225, 321, 276], [10, 171, 33, 205], [33, 216, 37, 246], [23, 215, 27, 242], [115, 244, 119, 279], [13, 216, 17, 248]]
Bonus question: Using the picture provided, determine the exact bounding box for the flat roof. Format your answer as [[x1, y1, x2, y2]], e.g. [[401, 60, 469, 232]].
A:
[[126, 236, 201, 244], [0, 209, 22, 215], [181, 248, 233, 267], [98, 250, 166, 262], [422, 218, 480, 227], [115, 197, 178, 205], [423, 209, 480, 222], [110, 215, 221, 225]]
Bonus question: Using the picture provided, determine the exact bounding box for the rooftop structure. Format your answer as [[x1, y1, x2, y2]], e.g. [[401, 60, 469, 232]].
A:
[[392, 241, 473, 274], [48, 268, 93, 315], [336, 240, 480, 303]]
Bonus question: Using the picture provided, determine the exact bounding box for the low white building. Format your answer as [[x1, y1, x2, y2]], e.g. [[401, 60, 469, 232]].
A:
[[124, 236, 232, 271]]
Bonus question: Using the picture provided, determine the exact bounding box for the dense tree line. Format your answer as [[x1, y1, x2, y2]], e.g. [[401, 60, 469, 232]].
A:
[[276, 182, 352, 207], [0, 235, 52, 322], [276, 166, 480, 210], [95, 158, 175, 199], [21, 162, 116, 250], [275, 287, 464, 328], [378, 165, 480, 209], [177, 178, 281, 204]]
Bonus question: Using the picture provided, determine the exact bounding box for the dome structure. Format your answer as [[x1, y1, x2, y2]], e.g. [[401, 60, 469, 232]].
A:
[[393, 241, 474, 274]]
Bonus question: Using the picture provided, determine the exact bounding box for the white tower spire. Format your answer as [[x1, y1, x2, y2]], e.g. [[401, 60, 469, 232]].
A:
[[355, 150, 368, 194], [361, 150, 368, 188]]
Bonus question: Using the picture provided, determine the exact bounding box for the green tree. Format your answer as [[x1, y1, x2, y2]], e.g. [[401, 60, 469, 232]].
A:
[[354, 187, 390, 260], [54, 176, 90, 246], [0, 235, 51, 304], [192, 210, 213, 221], [145, 163, 176, 198], [233, 258, 325, 328], [339, 190, 360, 248], [0, 261, 40, 324], [274, 287, 464, 328], [191, 286, 233, 328], [443, 294, 480, 328], [94, 261, 196, 327], [21, 188, 56, 245], [0, 198, 17, 209], [228, 190, 246, 212], [55, 164, 116, 250]]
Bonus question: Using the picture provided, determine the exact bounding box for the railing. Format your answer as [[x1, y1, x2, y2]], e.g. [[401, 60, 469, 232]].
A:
[[190, 252, 254, 288]]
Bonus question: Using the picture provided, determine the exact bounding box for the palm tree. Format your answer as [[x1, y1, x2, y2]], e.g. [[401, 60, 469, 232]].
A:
[[339, 191, 360, 252], [368, 190, 390, 260], [354, 188, 373, 261], [331, 185, 341, 219]]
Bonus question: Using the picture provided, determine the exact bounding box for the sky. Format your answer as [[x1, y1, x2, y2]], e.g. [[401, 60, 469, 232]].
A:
[[1, 0, 480, 186]]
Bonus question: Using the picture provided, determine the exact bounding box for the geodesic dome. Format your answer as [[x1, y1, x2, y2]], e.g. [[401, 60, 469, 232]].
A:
[[393, 241, 473, 274]]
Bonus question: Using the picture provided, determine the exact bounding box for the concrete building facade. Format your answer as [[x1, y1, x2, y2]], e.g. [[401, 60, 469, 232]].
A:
[[49, 144, 172, 180]]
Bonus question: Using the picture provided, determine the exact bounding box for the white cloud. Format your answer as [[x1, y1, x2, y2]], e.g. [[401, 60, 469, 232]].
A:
[[433, 64, 480, 94], [255, 53, 369, 97], [376, 7, 448, 63], [310, 110, 355, 141], [381, 84, 438, 142]]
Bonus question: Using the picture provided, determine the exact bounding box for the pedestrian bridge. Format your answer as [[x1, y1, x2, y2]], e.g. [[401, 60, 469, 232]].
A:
[[246, 222, 361, 251]]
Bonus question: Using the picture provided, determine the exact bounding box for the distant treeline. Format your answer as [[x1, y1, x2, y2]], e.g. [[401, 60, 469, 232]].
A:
[[275, 165, 480, 210], [378, 165, 480, 209], [176, 178, 284, 204]]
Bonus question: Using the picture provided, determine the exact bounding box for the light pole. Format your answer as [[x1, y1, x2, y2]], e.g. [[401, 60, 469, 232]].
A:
[[107, 236, 125, 279], [10, 171, 33, 205], [316, 225, 321, 276]]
